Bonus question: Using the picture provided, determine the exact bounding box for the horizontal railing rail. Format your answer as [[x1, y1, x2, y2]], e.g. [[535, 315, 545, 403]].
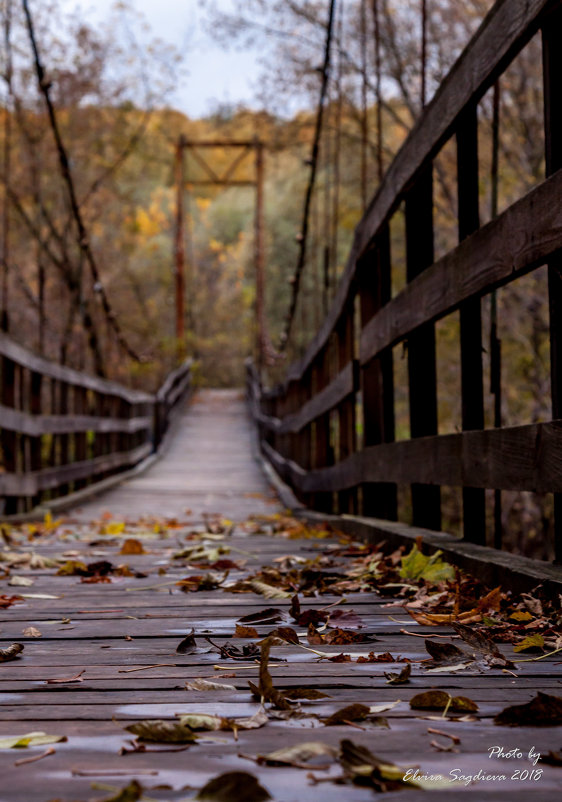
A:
[[0, 333, 192, 516], [249, 0, 562, 563]]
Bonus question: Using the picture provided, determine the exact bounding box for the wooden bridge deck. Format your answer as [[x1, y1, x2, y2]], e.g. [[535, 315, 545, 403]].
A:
[[1, 390, 561, 801]]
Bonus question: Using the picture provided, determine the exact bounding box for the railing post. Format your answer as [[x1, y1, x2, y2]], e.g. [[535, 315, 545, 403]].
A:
[[74, 386, 88, 488], [312, 345, 334, 513], [336, 302, 357, 514], [30, 369, 42, 508], [457, 103, 486, 545], [405, 165, 441, 530], [359, 227, 397, 520], [543, 10, 562, 562], [1, 357, 17, 514]]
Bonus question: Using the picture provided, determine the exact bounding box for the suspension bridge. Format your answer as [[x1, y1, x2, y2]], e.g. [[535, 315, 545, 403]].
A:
[[1, 0, 562, 799]]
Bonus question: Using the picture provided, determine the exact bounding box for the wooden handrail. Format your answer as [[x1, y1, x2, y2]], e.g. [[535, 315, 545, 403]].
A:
[[0, 339, 192, 517], [249, 0, 562, 563]]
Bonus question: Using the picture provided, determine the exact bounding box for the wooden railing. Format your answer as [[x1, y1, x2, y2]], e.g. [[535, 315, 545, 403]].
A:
[[0, 332, 192, 516], [249, 0, 562, 562]]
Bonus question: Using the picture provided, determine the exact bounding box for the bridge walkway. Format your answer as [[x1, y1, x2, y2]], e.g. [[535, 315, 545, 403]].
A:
[[0, 390, 560, 801]]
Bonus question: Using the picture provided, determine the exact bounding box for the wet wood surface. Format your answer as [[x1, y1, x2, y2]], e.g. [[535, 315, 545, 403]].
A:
[[1, 390, 561, 801]]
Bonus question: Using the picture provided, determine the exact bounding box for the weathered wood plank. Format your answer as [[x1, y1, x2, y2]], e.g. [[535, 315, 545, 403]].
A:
[[0, 404, 151, 436], [0, 442, 151, 495], [281, 419, 562, 495], [360, 169, 562, 366]]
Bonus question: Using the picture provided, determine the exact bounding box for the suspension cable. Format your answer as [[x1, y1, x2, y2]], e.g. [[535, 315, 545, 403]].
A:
[[278, 0, 337, 351]]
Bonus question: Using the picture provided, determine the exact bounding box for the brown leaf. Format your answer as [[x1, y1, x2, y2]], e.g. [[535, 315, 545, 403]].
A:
[[196, 771, 271, 802], [410, 691, 478, 713], [22, 626, 42, 638], [356, 651, 396, 663], [324, 628, 375, 645], [256, 635, 291, 710], [176, 630, 197, 654], [119, 538, 146, 555], [494, 692, 562, 727], [234, 624, 259, 639], [307, 623, 324, 644], [255, 741, 337, 768], [0, 643, 24, 662], [237, 608, 284, 625], [271, 626, 299, 645], [294, 609, 329, 627], [452, 622, 514, 668], [0, 595, 23, 609], [327, 653, 352, 663], [384, 663, 411, 684], [322, 704, 371, 725], [281, 688, 331, 700], [424, 639, 468, 665], [125, 719, 198, 743]]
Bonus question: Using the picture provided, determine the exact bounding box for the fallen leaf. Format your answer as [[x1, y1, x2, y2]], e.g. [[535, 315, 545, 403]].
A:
[[322, 704, 371, 725], [255, 741, 338, 767], [0, 595, 23, 608], [237, 608, 284, 625], [8, 576, 34, 587], [255, 635, 291, 710], [281, 688, 331, 700], [452, 622, 514, 668], [513, 634, 545, 653], [384, 663, 411, 684], [494, 692, 562, 726], [185, 679, 236, 691], [509, 611, 534, 622], [22, 626, 42, 638], [0, 732, 67, 748], [119, 539, 146, 555], [410, 691, 478, 713], [176, 630, 198, 654], [271, 626, 299, 645], [250, 580, 290, 599], [400, 545, 455, 583], [0, 643, 24, 662], [124, 720, 198, 743], [424, 639, 467, 666], [356, 651, 396, 663], [196, 771, 271, 801], [234, 624, 259, 639], [177, 709, 267, 733]]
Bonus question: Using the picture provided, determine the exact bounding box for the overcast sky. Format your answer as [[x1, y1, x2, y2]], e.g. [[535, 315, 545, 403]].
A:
[[62, 0, 261, 117]]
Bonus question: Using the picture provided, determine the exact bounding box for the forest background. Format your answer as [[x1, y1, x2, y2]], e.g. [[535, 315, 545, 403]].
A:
[[0, 0, 552, 553]]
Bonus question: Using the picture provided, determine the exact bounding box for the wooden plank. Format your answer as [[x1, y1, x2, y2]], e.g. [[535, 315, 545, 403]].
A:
[[284, 0, 555, 385], [0, 407, 154, 437], [0, 332, 153, 403], [257, 361, 354, 435], [285, 419, 562, 495], [0, 442, 151, 495], [360, 168, 562, 365]]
